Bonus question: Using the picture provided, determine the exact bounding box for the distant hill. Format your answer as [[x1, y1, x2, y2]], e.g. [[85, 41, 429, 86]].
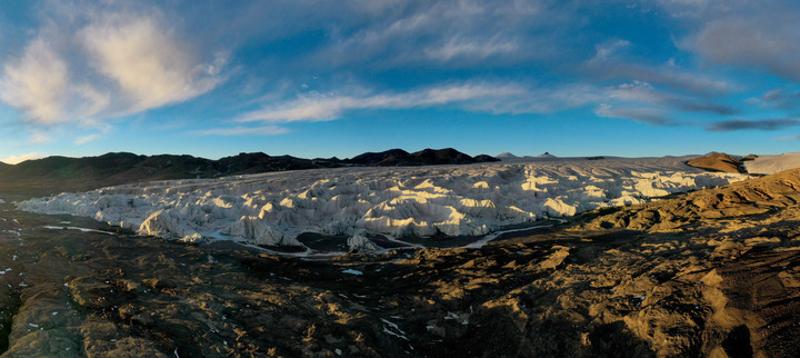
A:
[[0, 149, 498, 195], [685, 152, 744, 173], [347, 148, 497, 166], [537, 152, 557, 158], [495, 152, 519, 160], [346, 149, 412, 166]]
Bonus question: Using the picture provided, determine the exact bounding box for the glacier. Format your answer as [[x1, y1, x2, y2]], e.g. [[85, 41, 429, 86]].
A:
[[743, 152, 800, 175], [18, 157, 746, 248]]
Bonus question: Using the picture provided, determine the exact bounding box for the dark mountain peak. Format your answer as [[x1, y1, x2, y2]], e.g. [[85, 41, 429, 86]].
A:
[[97, 152, 140, 158], [347, 148, 498, 166], [473, 154, 501, 163], [348, 149, 411, 166], [496, 152, 518, 160], [0, 148, 500, 195], [409, 148, 474, 165]]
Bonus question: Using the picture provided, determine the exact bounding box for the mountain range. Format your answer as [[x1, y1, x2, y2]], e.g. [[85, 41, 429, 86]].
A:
[[496, 152, 558, 160], [0, 148, 498, 195]]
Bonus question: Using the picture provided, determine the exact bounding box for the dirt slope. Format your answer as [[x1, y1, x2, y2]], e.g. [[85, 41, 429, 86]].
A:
[[686, 152, 744, 173]]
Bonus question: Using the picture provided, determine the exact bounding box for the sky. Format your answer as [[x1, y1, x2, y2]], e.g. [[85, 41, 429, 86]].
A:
[[1, 0, 800, 163]]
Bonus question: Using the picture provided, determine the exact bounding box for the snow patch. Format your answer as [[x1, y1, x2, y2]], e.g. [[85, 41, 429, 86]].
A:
[[341, 269, 364, 276]]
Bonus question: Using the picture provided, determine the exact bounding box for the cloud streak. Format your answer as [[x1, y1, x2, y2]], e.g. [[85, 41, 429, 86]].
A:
[[239, 83, 535, 123], [594, 104, 673, 125], [239, 79, 734, 127], [193, 126, 289, 136], [752, 89, 800, 110], [707, 118, 800, 132]]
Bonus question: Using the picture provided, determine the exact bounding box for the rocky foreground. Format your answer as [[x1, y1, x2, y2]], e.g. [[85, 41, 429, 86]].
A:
[[0, 170, 798, 357]]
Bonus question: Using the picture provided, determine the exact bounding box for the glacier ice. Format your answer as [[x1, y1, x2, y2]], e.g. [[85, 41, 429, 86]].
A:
[[743, 152, 800, 175], [18, 157, 746, 247]]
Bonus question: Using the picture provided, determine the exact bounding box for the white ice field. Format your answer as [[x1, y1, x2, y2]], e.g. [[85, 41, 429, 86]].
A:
[[19, 157, 746, 250], [744, 152, 800, 175]]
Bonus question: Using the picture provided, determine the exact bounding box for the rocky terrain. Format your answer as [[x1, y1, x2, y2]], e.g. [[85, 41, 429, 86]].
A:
[[0, 166, 797, 356]]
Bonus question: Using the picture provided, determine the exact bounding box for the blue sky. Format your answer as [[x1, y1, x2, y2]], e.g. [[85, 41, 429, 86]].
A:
[[1, 0, 800, 163]]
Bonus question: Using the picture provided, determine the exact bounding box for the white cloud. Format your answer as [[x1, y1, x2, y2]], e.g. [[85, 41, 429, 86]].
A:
[[1, 152, 43, 165], [424, 36, 519, 62], [80, 15, 225, 114], [0, 8, 226, 129], [0, 38, 69, 123], [592, 39, 631, 61], [594, 104, 671, 125]]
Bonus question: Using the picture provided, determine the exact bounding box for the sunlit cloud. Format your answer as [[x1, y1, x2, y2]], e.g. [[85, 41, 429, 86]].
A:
[[80, 15, 225, 114], [0, 38, 70, 123], [0, 6, 226, 127]]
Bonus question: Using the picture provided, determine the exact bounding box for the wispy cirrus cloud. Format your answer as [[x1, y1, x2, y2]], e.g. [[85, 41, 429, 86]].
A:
[[585, 39, 737, 95], [594, 104, 673, 125], [607, 81, 737, 115], [238, 83, 535, 123], [193, 126, 289, 136], [312, 0, 562, 69], [750, 89, 800, 110], [238, 79, 734, 128]]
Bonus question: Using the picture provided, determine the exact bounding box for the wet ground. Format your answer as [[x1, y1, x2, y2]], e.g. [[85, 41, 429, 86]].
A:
[[0, 169, 798, 357]]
